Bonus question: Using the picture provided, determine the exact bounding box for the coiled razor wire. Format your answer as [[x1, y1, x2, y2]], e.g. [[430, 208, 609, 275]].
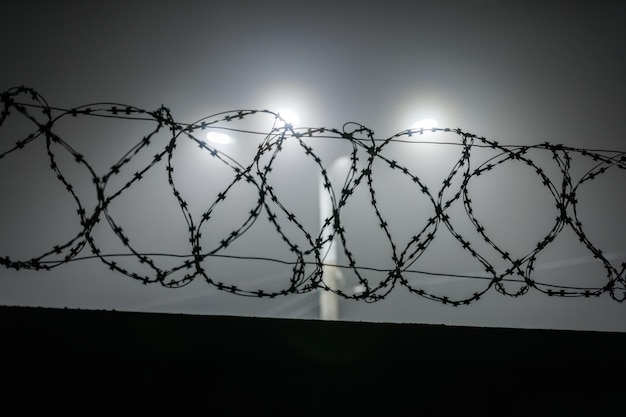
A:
[[1, 86, 625, 305]]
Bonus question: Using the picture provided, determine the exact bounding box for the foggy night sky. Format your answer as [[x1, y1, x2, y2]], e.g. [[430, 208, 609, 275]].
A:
[[1, 0, 625, 331]]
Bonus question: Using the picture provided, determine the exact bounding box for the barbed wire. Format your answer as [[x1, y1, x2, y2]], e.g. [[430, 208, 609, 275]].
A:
[[1, 86, 625, 305]]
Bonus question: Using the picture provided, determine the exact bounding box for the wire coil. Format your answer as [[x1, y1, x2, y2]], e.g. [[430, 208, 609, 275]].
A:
[[1, 86, 624, 305]]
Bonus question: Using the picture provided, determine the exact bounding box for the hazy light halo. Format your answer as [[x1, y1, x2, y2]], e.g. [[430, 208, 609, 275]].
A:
[[276, 109, 300, 127], [412, 118, 438, 130], [206, 131, 231, 144]]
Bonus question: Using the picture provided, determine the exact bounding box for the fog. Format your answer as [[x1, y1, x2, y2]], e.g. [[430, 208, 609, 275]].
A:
[[1, 0, 624, 331]]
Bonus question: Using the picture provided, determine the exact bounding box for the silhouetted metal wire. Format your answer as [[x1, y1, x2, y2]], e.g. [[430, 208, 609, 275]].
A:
[[1, 86, 625, 305]]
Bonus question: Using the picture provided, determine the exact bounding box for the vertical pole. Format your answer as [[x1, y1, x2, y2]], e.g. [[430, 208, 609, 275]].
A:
[[319, 164, 339, 321]]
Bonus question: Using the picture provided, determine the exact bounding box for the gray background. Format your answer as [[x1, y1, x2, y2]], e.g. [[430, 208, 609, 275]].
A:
[[1, 0, 624, 331]]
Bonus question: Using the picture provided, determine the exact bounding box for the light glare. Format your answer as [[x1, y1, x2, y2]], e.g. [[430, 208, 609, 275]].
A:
[[277, 109, 299, 126], [206, 131, 231, 144], [412, 118, 438, 130]]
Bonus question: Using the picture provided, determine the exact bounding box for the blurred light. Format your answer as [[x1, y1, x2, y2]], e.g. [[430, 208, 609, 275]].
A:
[[412, 118, 438, 130], [276, 109, 300, 127], [206, 131, 231, 144]]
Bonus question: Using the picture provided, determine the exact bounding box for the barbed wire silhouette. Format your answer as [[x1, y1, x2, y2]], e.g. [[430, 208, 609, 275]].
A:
[[1, 86, 625, 305]]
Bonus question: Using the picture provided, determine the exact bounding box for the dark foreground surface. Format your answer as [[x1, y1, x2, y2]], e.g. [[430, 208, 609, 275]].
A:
[[0, 305, 624, 415]]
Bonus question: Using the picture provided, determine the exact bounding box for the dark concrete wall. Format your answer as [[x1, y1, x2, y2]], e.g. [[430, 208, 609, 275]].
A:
[[1, 306, 624, 415]]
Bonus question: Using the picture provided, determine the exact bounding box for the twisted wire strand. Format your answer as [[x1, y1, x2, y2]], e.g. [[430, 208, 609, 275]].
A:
[[1, 86, 625, 305]]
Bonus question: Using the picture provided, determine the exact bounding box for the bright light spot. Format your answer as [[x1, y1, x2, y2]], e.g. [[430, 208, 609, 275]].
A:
[[412, 118, 438, 130], [276, 109, 300, 126], [205, 131, 231, 144], [353, 284, 366, 295]]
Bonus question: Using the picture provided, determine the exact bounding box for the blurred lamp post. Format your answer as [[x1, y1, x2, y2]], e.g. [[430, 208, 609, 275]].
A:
[[318, 156, 349, 320]]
